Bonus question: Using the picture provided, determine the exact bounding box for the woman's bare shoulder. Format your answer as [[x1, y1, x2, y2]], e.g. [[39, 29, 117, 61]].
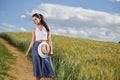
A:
[[48, 26, 51, 31], [32, 28, 36, 33]]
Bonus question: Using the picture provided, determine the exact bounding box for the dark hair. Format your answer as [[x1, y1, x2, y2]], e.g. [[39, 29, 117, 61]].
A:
[[32, 13, 50, 32]]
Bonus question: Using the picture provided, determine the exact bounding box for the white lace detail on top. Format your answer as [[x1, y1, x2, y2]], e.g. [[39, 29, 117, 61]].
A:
[[35, 27, 48, 41]]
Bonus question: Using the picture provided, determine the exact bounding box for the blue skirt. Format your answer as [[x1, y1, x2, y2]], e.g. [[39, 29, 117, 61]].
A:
[[31, 42, 55, 77]]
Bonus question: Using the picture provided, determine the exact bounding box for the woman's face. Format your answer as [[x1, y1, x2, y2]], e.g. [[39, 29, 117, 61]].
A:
[[32, 16, 41, 25]]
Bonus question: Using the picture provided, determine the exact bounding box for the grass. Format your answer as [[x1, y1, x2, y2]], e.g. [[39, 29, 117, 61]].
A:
[[0, 32, 120, 80], [0, 41, 15, 80]]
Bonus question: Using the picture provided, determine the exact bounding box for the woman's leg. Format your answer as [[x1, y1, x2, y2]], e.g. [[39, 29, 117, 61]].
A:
[[35, 77, 41, 80]]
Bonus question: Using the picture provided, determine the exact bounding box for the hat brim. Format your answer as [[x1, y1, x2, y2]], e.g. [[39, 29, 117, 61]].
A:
[[38, 42, 49, 58]]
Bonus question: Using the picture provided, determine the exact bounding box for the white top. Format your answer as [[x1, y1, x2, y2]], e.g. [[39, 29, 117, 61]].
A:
[[35, 27, 48, 41]]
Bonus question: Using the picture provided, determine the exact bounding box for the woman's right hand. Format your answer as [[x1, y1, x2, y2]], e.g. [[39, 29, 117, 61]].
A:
[[25, 52, 28, 58]]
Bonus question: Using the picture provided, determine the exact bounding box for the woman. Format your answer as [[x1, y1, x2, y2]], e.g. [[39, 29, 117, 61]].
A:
[[25, 13, 55, 80]]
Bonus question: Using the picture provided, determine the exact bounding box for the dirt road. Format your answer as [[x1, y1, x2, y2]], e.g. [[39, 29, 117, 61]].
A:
[[0, 38, 33, 80]]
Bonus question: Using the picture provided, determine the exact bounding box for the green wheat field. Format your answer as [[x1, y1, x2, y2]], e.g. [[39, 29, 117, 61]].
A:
[[0, 32, 120, 80], [0, 38, 15, 80]]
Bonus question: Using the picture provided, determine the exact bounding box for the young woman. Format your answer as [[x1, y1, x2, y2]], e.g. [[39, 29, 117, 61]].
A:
[[25, 13, 55, 80]]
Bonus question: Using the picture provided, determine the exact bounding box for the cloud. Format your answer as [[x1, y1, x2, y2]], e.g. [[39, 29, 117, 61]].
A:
[[111, 0, 120, 2], [0, 23, 27, 32], [20, 27, 27, 32], [0, 23, 16, 31], [25, 3, 120, 42], [20, 15, 26, 20]]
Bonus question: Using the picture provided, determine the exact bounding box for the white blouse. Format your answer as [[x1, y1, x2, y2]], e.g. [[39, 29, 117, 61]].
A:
[[35, 27, 48, 41]]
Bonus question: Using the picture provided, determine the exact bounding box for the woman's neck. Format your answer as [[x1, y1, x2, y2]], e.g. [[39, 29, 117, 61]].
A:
[[37, 24, 44, 31], [37, 23, 43, 28]]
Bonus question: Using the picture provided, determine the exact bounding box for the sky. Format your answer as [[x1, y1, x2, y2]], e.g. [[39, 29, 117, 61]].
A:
[[0, 0, 120, 42]]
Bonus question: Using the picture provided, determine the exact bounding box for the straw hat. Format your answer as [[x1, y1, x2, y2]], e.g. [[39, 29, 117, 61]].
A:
[[38, 42, 50, 58]]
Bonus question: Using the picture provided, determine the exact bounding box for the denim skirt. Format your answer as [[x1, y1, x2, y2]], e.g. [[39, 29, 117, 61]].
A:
[[31, 41, 55, 77]]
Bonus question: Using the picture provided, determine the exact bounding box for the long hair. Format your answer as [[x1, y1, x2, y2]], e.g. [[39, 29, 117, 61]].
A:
[[32, 13, 50, 32]]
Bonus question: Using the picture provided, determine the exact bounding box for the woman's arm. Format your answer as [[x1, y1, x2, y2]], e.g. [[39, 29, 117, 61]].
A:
[[25, 28, 35, 57], [47, 26, 53, 55]]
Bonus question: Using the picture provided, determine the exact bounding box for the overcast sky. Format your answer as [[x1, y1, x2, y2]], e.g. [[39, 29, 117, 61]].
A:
[[0, 0, 120, 42]]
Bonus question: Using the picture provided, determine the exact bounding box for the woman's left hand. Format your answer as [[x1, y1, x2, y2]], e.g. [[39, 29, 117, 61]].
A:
[[49, 50, 53, 56]]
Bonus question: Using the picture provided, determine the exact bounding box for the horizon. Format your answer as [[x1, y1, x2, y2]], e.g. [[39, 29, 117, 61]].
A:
[[0, 31, 119, 43]]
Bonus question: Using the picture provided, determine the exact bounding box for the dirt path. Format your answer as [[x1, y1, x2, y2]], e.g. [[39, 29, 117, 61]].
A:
[[0, 38, 34, 80]]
